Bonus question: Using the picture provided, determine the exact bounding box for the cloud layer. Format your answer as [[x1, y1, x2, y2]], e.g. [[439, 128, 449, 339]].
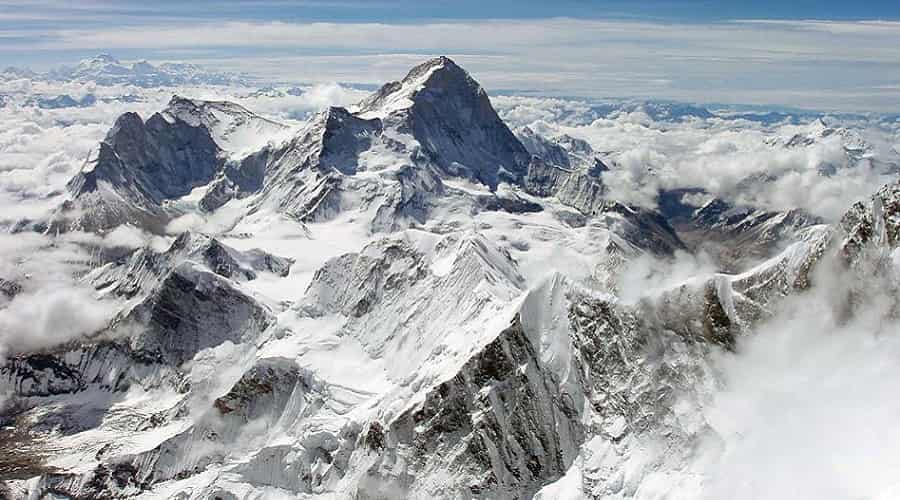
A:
[[697, 248, 900, 499], [495, 96, 900, 220], [5, 18, 900, 111]]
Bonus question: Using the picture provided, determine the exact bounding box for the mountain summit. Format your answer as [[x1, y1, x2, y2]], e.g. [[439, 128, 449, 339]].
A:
[[358, 56, 531, 187]]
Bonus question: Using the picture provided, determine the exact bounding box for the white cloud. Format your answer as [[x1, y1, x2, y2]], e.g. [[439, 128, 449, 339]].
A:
[[502, 98, 900, 220], [0, 77, 374, 353], [235, 83, 370, 121], [0, 78, 368, 227], [616, 249, 719, 304], [0, 286, 116, 358], [5, 18, 900, 110], [695, 251, 900, 499], [165, 213, 206, 235], [0, 231, 122, 358], [0, 81, 173, 224], [100, 224, 171, 251]]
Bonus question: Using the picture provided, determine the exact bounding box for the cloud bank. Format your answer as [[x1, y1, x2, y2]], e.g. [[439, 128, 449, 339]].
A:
[[495, 96, 900, 220], [5, 18, 900, 111], [697, 247, 900, 499]]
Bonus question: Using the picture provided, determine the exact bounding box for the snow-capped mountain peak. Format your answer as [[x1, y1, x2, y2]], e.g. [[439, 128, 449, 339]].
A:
[[76, 53, 121, 69], [356, 56, 478, 118], [356, 56, 531, 188]]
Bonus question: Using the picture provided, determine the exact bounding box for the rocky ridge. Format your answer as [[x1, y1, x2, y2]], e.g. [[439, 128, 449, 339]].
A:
[[2, 57, 898, 499]]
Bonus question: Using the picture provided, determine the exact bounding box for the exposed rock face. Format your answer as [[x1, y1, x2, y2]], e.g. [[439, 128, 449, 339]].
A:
[[840, 179, 900, 263], [690, 198, 821, 253], [162, 96, 288, 154], [88, 231, 292, 299], [57, 57, 542, 237], [659, 190, 824, 269], [1, 343, 178, 398], [524, 156, 608, 213], [358, 56, 531, 188], [730, 224, 834, 306], [213, 357, 316, 420], [7, 57, 900, 500], [370, 314, 584, 499], [63, 107, 224, 233], [247, 106, 393, 223], [1, 233, 284, 403], [517, 126, 602, 173], [568, 293, 714, 440], [597, 201, 686, 256], [516, 129, 684, 257], [518, 126, 575, 169], [8, 179, 900, 498], [0, 277, 22, 300], [0, 230, 288, 494], [58, 96, 289, 233], [125, 262, 273, 365], [531, 181, 900, 500], [54, 56, 692, 248]]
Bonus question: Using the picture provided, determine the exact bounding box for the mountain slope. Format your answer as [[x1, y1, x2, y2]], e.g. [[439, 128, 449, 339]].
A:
[[54, 57, 684, 257], [357, 56, 531, 188], [5, 56, 893, 500]]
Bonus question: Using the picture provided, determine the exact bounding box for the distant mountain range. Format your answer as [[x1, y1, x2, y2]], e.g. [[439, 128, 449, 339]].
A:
[[1, 54, 249, 87]]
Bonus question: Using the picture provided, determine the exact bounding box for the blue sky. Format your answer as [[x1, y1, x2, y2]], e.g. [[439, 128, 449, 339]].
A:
[[2, 1, 900, 111], [4, 0, 900, 26]]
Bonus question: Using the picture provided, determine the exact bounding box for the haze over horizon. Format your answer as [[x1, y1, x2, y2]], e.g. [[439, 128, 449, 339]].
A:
[[3, 0, 900, 111]]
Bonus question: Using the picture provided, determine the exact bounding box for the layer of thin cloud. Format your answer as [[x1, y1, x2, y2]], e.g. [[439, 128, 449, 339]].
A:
[[5, 18, 900, 110]]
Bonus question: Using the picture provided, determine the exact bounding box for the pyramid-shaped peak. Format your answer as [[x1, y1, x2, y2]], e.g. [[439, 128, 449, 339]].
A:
[[355, 56, 529, 188], [356, 56, 484, 118], [404, 55, 464, 78], [398, 55, 478, 95], [105, 111, 145, 142]]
